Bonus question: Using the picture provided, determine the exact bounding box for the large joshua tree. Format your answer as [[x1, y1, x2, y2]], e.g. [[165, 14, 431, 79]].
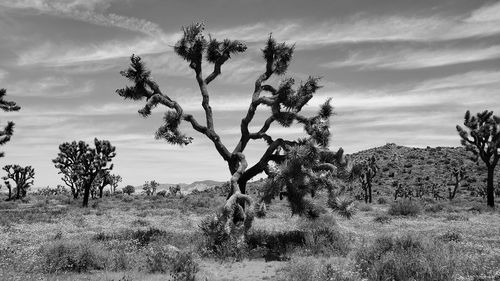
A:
[[457, 110, 500, 207], [117, 23, 345, 235], [53, 139, 116, 207], [0, 89, 21, 158]]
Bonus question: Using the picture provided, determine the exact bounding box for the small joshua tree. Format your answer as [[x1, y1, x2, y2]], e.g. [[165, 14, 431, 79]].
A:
[[123, 185, 135, 195], [53, 139, 116, 207], [143, 180, 159, 196], [169, 184, 181, 197], [2, 164, 34, 200], [110, 174, 122, 193], [0, 89, 21, 158], [117, 23, 346, 241], [448, 165, 466, 200], [350, 156, 378, 203], [457, 110, 500, 207]]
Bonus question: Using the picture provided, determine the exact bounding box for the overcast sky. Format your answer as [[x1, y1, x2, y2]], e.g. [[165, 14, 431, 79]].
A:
[[0, 0, 499, 187]]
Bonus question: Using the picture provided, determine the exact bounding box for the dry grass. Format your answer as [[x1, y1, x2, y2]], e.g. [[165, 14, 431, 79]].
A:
[[0, 193, 499, 280]]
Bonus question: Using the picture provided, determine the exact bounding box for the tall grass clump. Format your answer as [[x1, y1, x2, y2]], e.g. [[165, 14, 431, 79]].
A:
[[354, 234, 457, 281], [388, 200, 421, 216], [41, 239, 107, 273]]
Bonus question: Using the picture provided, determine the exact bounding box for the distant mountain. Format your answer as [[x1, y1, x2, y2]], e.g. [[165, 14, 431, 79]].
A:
[[139, 180, 226, 194]]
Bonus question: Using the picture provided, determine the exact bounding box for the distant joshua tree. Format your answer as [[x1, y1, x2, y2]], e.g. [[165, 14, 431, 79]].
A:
[[143, 180, 159, 196], [448, 166, 466, 200], [349, 156, 378, 203], [0, 89, 21, 158], [53, 139, 116, 207], [457, 110, 500, 207], [109, 174, 122, 194], [2, 164, 34, 200], [116, 23, 346, 240]]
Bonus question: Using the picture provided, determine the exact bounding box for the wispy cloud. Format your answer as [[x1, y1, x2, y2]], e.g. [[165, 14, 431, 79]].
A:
[[16, 38, 173, 66], [6, 76, 94, 98], [213, 3, 500, 47], [0, 0, 165, 36], [322, 45, 500, 70], [0, 68, 7, 81]]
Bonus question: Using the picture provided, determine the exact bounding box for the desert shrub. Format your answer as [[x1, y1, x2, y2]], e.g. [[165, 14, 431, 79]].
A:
[[198, 212, 244, 259], [377, 197, 388, 204], [110, 249, 130, 271], [354, 234, 457, 281], [247, 229, 306, 261], [145, 244, 198, 280], [357, 202, 373, 212], [41, 240, 107, 273], [438, 230, 462, 243], [297, 215, 351, 256], [131, 227, 167, 246], [328, 195, 356, 219], [157, 190, 167, 197], [277, 257, 360, 281], [373, 213, 391, 224], [255, 202, 266, 218], [388, 200, 421, 216], [424, 203, 445, 213], [445, 213, 469, 221], [122, 185, 135, 195]]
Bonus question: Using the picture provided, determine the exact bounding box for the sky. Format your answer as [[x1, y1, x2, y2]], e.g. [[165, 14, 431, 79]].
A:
[[0, 0, 499, 187]]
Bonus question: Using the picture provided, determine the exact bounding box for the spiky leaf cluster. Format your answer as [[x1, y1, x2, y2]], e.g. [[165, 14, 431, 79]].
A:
[[262, 36, 294, 75], [263, 141, 342, 216], [0, 89, 20, 158], [117, 55, 153, 101], [174, 23, 207, 65], [155, 111, 193, 145], [206, 38, 247, 63]]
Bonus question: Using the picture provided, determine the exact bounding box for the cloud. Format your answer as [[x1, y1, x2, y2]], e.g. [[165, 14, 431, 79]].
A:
[[212, 4, 500, 47], [6, 76, 94, 98], [322, 45, 500, 70], [467, 1, 500, 23], [0, 0, 165, 36], [16, 37, 173, 66]]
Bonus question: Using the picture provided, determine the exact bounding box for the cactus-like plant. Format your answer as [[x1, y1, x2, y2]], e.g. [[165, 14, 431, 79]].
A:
[[2, 164, 34, 200], [350, 156, 378, 203], [457, 110, 500, 207], [448, 166, 466, 200], [116, 23, 345, 240], [53, 139, 116, 207], [0, 89, 21, 158]]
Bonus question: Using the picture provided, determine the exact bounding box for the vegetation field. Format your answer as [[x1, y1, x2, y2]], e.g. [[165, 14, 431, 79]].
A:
[[0, 185, 499, 281]]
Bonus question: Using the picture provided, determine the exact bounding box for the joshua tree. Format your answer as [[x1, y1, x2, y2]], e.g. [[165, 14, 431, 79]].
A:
[[448, 166, 466, 200], [457, 110, 500, 207], [0, 89, 21, 158], [143, 180, 159, 196], [349, 156, 378, 203], [2, 164, 34, 200], [52, 140, 84, 199], [53, 139, 116, 207], [123, 184, 135, 195], [117, 23, 345, 238], [110, 174, 122, 193], [95, 171, 113, 198], [169, 184, 181, 197]]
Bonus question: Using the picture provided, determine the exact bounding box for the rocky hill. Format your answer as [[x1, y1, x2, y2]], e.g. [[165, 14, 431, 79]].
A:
[[348, 143, 500, 199]]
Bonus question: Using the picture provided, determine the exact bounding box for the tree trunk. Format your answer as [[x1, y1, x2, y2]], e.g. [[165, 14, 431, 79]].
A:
[[487, 167, 495, 207], [82, 183, 91, 207], [99, 186, 104, 198], [367, 178, 373, 204]]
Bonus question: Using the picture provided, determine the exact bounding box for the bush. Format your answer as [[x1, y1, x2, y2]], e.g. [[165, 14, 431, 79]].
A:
[[424, 203, 445, 213], [388, 200, 421, 216], [198, 212, 244, 259], [354, 234, 457, 281], [41, 240, 107, 273], [373, 213, 391, 224], [328, 195, 356, 219], [297, 215, 351, 256], [377, 197, 388, 204], [277, 257, 360, 281], [122, 185, 135, 195], [439, 230, 462, 242], [145, 244, 198, 281], [157, 190, 167, 197]]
